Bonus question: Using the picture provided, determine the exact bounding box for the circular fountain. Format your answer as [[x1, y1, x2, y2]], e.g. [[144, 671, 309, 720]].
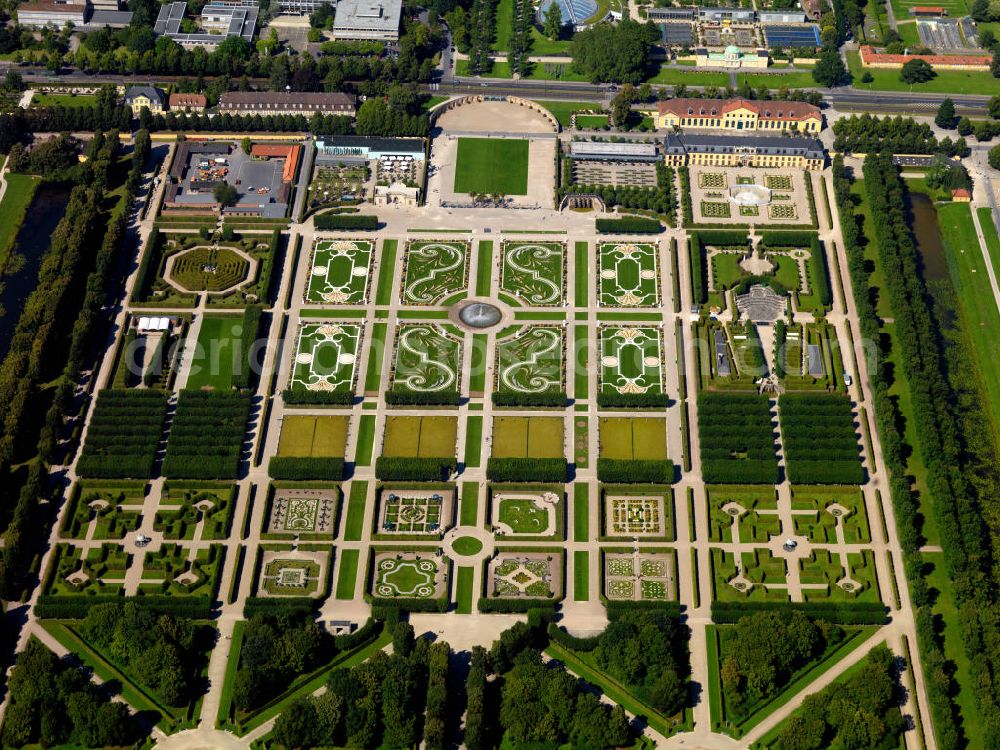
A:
[[450, 297, 512, 332]]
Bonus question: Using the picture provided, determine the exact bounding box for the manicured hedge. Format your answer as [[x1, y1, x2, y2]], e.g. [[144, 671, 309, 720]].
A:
[[232, 305, 264, 390], [375, 456, 455, 481], [711, 600, 887, 625], [314, 213, 379, 231], [268, 456, 345, 481], [698, 229, 750, 246], [779, 393, 863, 485], [605, 599, 682, 619], [595, 217, 662, 234], [689, 232, 708, 305], [243, 596, 318, 618], [808, 236, 832, 307], [698, 393, 779, 484], [370, 596, 450, 613], [547, 623, 600, 652], [486, 457, 569, 483], [597, 458, 674, 484], [162, 390, 251, 479], [35, 595, 213, 619], [77, 390, 170, 479], [281, 389, 353, 406], [385, 389, 461, 406], [596, 392, 670, 409], [477, 598, 558, 615], [492, 391, 568, 408], [759, 230, 819, 248]]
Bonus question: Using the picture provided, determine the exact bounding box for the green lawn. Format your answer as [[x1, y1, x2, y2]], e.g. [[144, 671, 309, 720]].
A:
[[937, 202, 1000, 429], [354, 415, 376, 466], [470, 334, 488, 392], [362, 322, 387, 392], [343, 481, 367, 541], [456, 566, 475, 613], [375, 239, 397, 305], [573, 483, 589, 542], [738, 71, 816, 89], [216, 621, 245, 727], [491, 416, 564, 458], [461, 481, 480, 524], [647, 66, 730, 87], [335, 549, 360, 598], [0, 173, 39, 270], [31, 92, 97, 108], [574, 241, 589, 305], [846, 51, 1000, 95], [476, 240, 494, 295], [454, 138, 529, 195], [573, 550, 589, 600], [187, 315, 243, 390], [536, 101, 602, 127], [277, 415, 348, 457], [574, 324, 589, 398], [464, 415, 484, 468]]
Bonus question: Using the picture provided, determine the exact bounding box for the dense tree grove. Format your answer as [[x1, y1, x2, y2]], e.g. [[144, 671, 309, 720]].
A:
[[570, 20, 660, 84], [721, 611, 843, 715], [1, 639, 139, 748], [832, 114, 969, 156], [233, 614, 336, 713], [774, 645, 904, 750], [81, 602, 209, 707]]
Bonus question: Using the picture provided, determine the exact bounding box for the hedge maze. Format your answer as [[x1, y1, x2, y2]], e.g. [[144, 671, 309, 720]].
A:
[[305, 239, 374, 304], [170, 247, 251, 292], [779, 394, 863, 485], [401, 240, 469, 304], [500, 242, 565, 306], [60, 482, 144, 540], [77, 390, 169, 479], [698, 394, 779, 484], [162, 391, 251, 480]]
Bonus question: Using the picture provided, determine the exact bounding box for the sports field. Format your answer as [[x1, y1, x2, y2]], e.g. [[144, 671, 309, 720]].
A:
[[382, 416, 458, 458], [453, 138, 530, 196], [492, 416, 565, 458], [599, 417, 668, 460], [277, 415, 349, 457], [305, 239, 373, 304]]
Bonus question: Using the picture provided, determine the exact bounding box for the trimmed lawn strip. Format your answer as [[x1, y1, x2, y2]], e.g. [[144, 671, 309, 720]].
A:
[[375, 240, 398, 306], [470, 334, 488, 392], [456, 566, 475, 613], [464, 416, 484, 468], [343, 481, 368, 541], [573, 550, 589, 600], [0, 173, 40, 268], [363, 322, 387, 393], [575, 241, 589, 305], [461, 481, 479, 524], [335, 548, 360, 599], [925, 550, 985, 748], [535, 101, 602, 127], [454, 138, 529, 195], [937, 202, 1000, 429], [236, 630, 392, 735], [574, 324, 589, 399], [573, 482, 589, 542], [476, 240, 494, 296], [216, 620, 246, 728], [545, 642, 680, 737], [354, 415, 376, 466]]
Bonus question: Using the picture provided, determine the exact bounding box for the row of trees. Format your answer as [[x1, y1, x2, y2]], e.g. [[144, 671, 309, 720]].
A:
[[506, 0, 534, 75], [161, 391, 251, 480], [779, 393, 864, 484], [832, 114, 969, 157], [570, 20, 660, 84], [699, 393, 779, 484], [77, 390, 169, 479], [462, 0, 497, 75]]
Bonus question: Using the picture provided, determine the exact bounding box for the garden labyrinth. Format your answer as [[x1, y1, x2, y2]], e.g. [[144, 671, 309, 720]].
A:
[[598, 242, 660, 306], [401, 241, 469, 304], [305, 239, 373, 304], [500, 242, 564, 305], [289, 322, 361, 393], [599, 326, 665, 395], [496, 326, 564, 395]]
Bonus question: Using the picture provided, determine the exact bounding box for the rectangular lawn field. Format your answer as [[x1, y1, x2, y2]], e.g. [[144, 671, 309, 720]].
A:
[[491, 416, 565, 458], [599, 417, 667, 460], [383, 415, 458, 458], [186, 315, 244, 390], [454, 138, 529, 196], [277, 415, 349, 457]]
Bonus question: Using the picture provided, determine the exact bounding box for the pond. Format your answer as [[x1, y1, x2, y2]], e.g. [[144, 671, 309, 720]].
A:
[[0, 185, 71, 357], [907, 191, 948, 282]]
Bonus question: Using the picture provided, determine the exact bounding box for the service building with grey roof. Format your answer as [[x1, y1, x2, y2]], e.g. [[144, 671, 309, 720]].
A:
[[154, 1, 258, 47], [663, 133, 825, 170], [331, 0, 402, 41], [568, 141, 660, 162], [218, 91, 356, 116]]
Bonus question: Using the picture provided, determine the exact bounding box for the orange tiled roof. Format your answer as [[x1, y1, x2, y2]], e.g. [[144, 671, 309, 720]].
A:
[[657, 97, 821, 122], [859, 45, 991, 67]]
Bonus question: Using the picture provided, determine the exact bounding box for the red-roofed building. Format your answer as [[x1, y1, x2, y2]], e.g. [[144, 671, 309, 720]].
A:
[[859, 45, 991, 70], [951, 188, 971, 202], [655, 97, 822, 133], [168, 92, 207, 112], [250, 143, 302, 184], [910, 6, 945, 15]]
